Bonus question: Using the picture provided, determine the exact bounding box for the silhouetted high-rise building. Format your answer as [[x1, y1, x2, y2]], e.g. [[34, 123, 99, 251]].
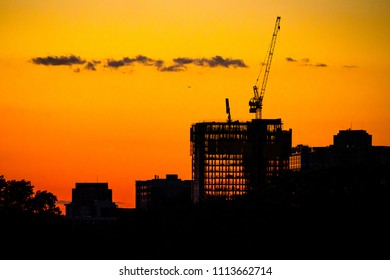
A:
[[65, 182, 117, 221], [190, 118, 292, 203], [135, 174, 192, 210]]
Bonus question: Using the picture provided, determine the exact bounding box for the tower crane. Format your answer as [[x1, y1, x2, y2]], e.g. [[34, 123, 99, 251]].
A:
[[249, 16, 281, 119]]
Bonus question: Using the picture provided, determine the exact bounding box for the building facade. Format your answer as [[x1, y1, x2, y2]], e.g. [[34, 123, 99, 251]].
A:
[[290, 145, 332, 171], [332, 129, 373, 166], [190, 118, 292, 203], [135, 174, 192, 210], [290, 129, 390, 171], [65, 182, 118, 221]]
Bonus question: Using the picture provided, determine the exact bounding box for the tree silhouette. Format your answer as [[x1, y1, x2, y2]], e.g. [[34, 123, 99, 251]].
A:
[[0, 175, 62, 217], [30, 190, 62, 216]]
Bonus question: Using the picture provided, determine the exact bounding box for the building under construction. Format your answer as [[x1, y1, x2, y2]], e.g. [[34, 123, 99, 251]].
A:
[[190, 17, 291, 203], [190, 118, 292, 203]]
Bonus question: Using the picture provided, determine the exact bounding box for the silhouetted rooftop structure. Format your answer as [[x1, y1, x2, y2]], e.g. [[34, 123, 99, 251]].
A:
[[333, 129, 372, 150], [65, 182, 118, 221], [290, 129, 390, 171], [135, 174, 192, 210], [290, 145, 332, 171]]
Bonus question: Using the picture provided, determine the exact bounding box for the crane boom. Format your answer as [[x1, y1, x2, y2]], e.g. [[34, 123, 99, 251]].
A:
[[249, 16, 281, 119]]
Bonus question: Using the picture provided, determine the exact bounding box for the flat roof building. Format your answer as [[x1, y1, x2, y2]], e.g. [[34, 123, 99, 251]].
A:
[[333, 129, 372, 150], [290, 129, 390, 171], [65, 182, 118, 221], [135, 174, 192, 210]]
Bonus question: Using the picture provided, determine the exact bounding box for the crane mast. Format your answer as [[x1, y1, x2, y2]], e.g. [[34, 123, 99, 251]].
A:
[[249, 16, 281, 119]]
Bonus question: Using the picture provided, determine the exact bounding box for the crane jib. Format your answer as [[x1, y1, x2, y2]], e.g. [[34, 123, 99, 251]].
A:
[[249, 16, 281, 120]]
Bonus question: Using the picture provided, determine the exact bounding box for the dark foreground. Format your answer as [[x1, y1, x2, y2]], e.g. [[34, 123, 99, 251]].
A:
[[2, 165, 390, 260], [2, 197, 390, 260]]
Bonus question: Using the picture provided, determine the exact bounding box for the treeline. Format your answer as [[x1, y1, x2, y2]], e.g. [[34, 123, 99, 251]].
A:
[[0, 175, 62, 219]]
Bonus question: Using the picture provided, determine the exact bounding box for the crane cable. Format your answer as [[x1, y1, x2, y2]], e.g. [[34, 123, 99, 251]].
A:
[[254, 41, 272, 88]]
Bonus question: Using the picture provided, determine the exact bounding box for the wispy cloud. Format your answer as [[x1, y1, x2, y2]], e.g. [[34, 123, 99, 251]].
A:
[[31, 55, 86, 66], [85, 62, 96, 71], [285, 57, 297, 62], [31, 54, 248, 73], [159, 64, 187, 72], [343, 65, 358, 69], [300, 58, 311, 65], [84, 60, 101, 71], [173, 57, 194, 66], [193, 56, 248, 68], [285, 57, 328, 67], [105, 55, 163, 69], [160, 55, 248, 72]]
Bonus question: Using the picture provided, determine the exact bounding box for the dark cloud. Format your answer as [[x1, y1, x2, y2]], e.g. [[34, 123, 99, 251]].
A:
[[106, 56, 142, 68], [286, 57, 329, 68], [31, 54, 248, 72], [154, 59, 164, 69], [300, 58, 311, 64], [173, 57, 194, 65], [84, 60, 101, 71], [195, 56, 247, 68], [106, 58, 127, 68], [343, 65, 358, 69], [161, 55, 247, 71], [135, 55, 157, 66], [106, 55, 163, 69], [159, 64, 187, 72], [106, 55, 247, 71], [285, 57, 297, 62], [85, 62, 97, 71], [31, 55, 86, 66]]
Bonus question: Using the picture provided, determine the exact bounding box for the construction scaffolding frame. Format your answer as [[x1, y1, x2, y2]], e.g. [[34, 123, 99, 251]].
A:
[[190, 119, 292, 203]]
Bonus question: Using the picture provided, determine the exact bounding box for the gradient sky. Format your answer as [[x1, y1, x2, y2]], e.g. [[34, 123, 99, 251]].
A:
[[1, 0, 389, 211]]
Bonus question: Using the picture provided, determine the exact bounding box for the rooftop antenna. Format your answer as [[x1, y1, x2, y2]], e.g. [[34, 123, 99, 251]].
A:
[[225, 98, 232, 122]]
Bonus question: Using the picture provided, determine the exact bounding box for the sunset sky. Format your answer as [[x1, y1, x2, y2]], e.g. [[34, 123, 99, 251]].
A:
[[1, 0, 389, 211]]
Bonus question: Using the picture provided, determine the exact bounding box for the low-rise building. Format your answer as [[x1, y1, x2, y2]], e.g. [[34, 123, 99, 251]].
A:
[[135, 174, 192, 210], [290, 129, 390, 171], [65, 182, 118, 221]]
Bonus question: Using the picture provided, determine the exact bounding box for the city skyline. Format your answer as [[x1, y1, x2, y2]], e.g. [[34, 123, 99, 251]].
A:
[[1, 0, 389, 210]]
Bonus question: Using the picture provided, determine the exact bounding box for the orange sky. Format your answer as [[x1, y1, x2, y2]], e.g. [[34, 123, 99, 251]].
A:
[[1, 0, 389, 211]]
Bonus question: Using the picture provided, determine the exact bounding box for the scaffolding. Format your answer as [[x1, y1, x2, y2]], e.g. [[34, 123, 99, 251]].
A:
[[190, 119, 292, 203]]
